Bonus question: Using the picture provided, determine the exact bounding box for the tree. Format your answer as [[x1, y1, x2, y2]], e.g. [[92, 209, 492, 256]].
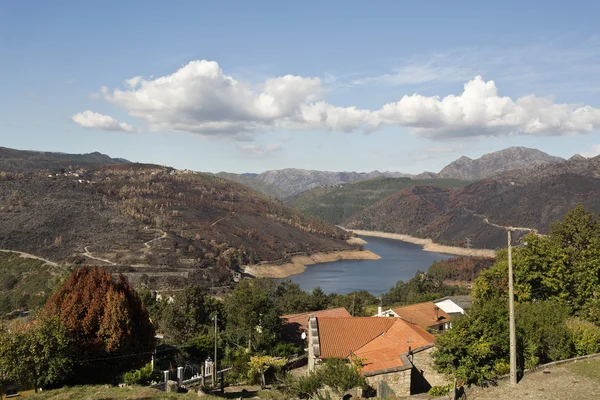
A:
[[224, 279, 282, 351], [473, 206, 600, 323], [310, 286, 328, 310], [274, 280, 314, 314], [43, 267, 155, 383], [158, 285, 223, 345], [433, 299, 509, 385], [248, 355, 287, 389], [0, 316, 72, 391]]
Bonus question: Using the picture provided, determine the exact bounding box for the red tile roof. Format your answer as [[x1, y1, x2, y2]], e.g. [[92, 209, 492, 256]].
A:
[[317, 317, 397, 359], [391, 301, 452, 329], [281, 307, 351, 332], [354, 319, 435, 373]]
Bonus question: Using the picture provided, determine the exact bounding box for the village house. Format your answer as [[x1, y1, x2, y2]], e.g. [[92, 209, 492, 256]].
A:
[[434, 295, 472, 317], [374, 301, 452, 333], [307, 316, 449, 397], [280, 307, 351, 343]]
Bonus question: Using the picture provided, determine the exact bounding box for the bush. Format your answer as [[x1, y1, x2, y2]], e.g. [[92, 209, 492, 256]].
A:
[[516, 301, 573, 367], [429, 384, 453, 396], [123, 362, 154, 385], [567, 317, 600, 356], [271, 342, 302, 358]]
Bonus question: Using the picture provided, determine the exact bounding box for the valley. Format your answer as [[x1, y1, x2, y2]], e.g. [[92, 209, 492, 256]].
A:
[[1, 144, 599, 309]]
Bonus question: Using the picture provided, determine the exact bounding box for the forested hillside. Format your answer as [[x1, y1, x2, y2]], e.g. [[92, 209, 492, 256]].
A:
[[291, 177, 467, 225]]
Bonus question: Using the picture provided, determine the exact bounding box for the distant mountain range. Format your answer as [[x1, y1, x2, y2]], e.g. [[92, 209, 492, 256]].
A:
[[419, 147, 566, 181], [0, 147, 130, 173], [216, 147, 573, 198], [217, 169, 412, 198]]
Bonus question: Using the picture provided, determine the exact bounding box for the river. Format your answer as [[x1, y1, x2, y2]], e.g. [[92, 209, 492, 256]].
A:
[[287, 236, 454, 295]]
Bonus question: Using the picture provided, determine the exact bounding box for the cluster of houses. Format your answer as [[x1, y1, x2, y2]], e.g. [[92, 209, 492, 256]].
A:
[[280, 295, 471, 398]]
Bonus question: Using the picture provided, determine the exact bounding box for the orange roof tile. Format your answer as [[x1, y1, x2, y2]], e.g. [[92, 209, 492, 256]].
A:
[[391, 301, 452, 329], [354, 319, 435, 373], [317, 317, 397, 359], [281, 307, 351, 332]]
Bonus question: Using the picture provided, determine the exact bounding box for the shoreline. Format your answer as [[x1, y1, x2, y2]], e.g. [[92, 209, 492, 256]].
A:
[[243, 250, 381, 279], [344, 228, 496, 258]]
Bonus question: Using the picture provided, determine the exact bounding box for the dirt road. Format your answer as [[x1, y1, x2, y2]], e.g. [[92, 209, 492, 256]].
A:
[[0, 249, 58, 266]]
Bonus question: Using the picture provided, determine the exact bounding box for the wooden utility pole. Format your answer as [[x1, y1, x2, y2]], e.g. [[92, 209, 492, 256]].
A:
[[213, 314, 218, 387], [508, 230, 517, 385]]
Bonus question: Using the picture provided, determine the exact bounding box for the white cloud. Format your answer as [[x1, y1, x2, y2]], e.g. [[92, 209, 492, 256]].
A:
[[79, 60, 600, 140], [374, 76, 600, 139], [237, 143, 282, 157], [582, 144, 600, 158], [71, 110, 137, 133]]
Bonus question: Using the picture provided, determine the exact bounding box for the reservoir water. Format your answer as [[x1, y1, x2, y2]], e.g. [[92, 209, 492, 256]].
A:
[[287, 236, 453, 295]]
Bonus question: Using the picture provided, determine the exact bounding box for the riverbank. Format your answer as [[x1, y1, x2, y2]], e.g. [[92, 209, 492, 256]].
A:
[[345, 229, 496, 257], [243, 250, 381, 279]]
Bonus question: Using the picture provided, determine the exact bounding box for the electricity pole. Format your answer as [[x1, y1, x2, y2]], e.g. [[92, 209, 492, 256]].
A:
[[508, 230, 517, 385], [213, 314, 218, 387]]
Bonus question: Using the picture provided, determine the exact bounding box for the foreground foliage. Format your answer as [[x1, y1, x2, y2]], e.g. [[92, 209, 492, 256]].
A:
[[434, 206, 600, 385], [277, 358, 367, 399], [0, 315, 72, 391]]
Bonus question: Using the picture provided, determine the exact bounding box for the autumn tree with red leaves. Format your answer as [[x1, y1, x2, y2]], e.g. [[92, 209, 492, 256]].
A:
[[43, 267, 155, 383]]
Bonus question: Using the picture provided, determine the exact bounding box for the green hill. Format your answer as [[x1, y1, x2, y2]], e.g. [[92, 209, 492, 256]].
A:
[[290, 177, 468, 225], [0, 251, 69, 316]]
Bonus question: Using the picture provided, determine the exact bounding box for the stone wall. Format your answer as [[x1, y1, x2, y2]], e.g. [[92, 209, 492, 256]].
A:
[[412, 346, 449, 388], [366, 368, 411, 397]]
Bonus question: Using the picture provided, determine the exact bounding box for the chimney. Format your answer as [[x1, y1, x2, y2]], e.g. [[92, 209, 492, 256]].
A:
[[307, 314, 320, 372], [378, 305, 383, 316], [435, 306, 439, 320]]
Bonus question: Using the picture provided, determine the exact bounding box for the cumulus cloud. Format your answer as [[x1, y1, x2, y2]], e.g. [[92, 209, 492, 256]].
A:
[[237, 143, 282, 157], [72, 110, 137, 133], [78, 60, 600, 140], [374, 76, 600, 139]]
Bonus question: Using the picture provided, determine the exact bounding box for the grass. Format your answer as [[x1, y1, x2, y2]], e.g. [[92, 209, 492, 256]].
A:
[[29, 385, 220, 400], [566, 357, 600, 383], [27, 384, 285, 399]]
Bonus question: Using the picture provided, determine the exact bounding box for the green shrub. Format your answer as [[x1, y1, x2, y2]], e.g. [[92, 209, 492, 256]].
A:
[[429, 383, 453, 396], [494, 360, 510, 376], [567, 317, 600, 356], [123, 362, 154, 385], [271, 342, 302, 358]]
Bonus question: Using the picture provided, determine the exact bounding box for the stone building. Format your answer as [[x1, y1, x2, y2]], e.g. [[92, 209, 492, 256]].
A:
[[307, 316, 449, 397]]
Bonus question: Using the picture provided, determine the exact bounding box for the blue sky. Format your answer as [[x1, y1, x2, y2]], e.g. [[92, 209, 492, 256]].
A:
[[2, 1, 600, 174]]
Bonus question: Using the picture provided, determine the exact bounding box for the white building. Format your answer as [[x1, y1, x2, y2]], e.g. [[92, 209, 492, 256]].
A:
[[433, 295, 472, 317]]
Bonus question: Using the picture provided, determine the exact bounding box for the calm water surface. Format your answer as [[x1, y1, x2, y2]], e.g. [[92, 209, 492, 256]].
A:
[[287, 236, 453, 294]]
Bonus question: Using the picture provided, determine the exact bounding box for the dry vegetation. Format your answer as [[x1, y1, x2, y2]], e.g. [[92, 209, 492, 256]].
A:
[[0, 164, 356, 289]]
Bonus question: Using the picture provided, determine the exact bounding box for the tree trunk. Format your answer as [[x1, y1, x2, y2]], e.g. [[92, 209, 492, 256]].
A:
[[260, 370, 266, 389]]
